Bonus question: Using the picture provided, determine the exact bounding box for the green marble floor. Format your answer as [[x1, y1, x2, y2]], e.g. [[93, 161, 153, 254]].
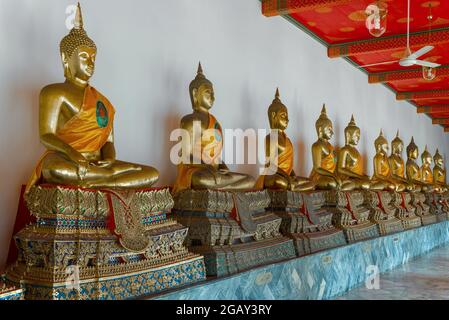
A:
[[336, 244, 449, 300]]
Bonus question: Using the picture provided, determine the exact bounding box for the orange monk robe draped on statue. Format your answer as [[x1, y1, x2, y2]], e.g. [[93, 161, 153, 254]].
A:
[[255, 136, 294, 189], [310, 144, 337, 182], [172, 113, 223, 194], [25, 86, 115, 193]]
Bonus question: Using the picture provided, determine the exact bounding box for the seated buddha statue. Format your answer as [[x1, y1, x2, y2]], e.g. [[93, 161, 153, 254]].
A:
[[256, 89, 315, 192], [420, 146, 435, 192], [371, 130, 404, 192], [337, 115, 381, 190], [172, 63, 255, 194], [310, 105, 355, 190], [25, 4, 159, 193], [433, 149, 448, 193], [406, 137, 425, 192], [388, 131, 414, 192]]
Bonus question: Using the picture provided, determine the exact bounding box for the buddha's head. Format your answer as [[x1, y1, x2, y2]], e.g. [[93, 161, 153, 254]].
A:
[[60, 3, 97, 84], [406, 137, 419, 160], [268, 88, 289, 131], [434, 149, 444, 168], [344, 115, 360, 146], [315, 104, 333, 140], [421, 146, 432, 166], [374, 129, 389, 155], [189, 62, 215, 111], [391, 130, 403, 156]]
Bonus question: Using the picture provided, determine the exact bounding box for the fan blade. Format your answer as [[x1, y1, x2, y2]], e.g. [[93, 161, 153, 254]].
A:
[[409, 46, 434, 60], [358, 60, 398, 68], [414, 60, 441, 68]]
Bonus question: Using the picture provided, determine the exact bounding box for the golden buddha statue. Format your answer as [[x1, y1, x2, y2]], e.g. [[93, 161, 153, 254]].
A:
[[337, 115, 380, 190], [25, 3, 159, 193], [420, 146, 435, 192], [256, 89, 315, 192], [388, 131, 414, 191], [406, 137, 424, 192], [310, 105, 354, 190], [433, 149, 448, 192], [172, 63, 255, 194], [371, 130, 404, 192]]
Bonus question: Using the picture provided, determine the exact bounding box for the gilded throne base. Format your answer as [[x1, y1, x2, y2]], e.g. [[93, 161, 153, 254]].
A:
[[411, 192, 437, 225], [172, 189, 296, 277], [393, 192, 422, 229], [6, 185, 206, 300], [425, 192, 449, 222], [364, 191, 404, 235], [324, 190, 379, 243], [0, 276, 24, 300], [266, 190, 346, 256]]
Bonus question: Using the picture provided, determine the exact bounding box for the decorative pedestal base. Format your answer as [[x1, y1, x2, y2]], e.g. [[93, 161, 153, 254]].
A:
[[6, 185, 206, 300], [0, 276, 24, 300], [324, 191, 379, 243], [153, 221, 449, 300], [172, 189, 296, 277], [411, 192, 437, 225], [364, 191, 403, 236], [393, 192, 422, 230], [267, 190, 346, 256], [424, 192, 447, 223]]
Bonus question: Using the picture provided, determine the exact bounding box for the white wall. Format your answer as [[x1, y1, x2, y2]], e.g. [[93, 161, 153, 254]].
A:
[[0, 0, 448, 269]]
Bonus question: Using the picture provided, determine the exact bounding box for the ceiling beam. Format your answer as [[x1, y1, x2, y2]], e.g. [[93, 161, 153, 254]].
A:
[[369, 66, 449, 84], [433, 118, 449, 125], [397, 89, 449, 101], [417, 105, 449, 114], [262, 0, 353, 17], [328, 27, 449, 58]]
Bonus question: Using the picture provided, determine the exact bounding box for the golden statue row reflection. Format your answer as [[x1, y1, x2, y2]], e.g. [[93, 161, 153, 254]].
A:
[[25, 3, 448, 196]]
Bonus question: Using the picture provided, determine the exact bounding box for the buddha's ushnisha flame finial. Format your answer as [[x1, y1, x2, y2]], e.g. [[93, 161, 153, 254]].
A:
[[74, 2, 83, 29], [422, 145, 432, 159], [348, 114, 356, 126], [318, 104, 330, 121], [375, 128, 388, 147], [434, 149, 443, 162], [392, 130, 403, 145], [275, 87, 280, 99], [345, 114, 358, 130], [197, 62, 204, 76], [60, 2, 96, 58]]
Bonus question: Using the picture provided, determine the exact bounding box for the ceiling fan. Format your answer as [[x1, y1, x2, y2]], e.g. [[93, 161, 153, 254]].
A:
[[358, 0, 441, 69]]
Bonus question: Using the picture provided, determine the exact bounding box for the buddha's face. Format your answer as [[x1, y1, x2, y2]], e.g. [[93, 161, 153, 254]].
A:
[[408, 147, 418, 160], [435, 157, 444, 167], [271, 108, 289, 131], [319, 122, 334, 140], [392, 142, 403, 155], [193, 84, 215, 110], [379, 142, 389, 155], [62, 45, 96, 82], [422, 154, 432, 166], [346, 129, 360, 146]]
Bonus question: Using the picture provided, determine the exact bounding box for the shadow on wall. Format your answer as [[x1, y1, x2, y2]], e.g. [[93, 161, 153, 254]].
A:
[[296, 140, 308, 177], [234, 81, 260, 178], [159, 111, 181, 187], [0, 83, 42, 270]]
